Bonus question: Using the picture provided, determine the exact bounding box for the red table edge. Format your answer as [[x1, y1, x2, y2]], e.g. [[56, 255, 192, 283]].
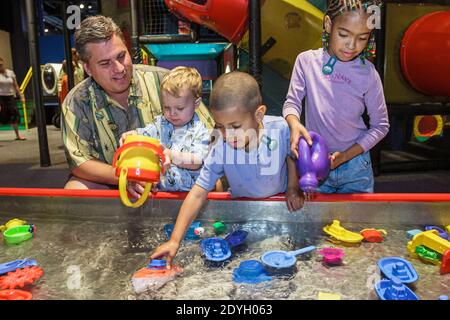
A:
[[0, 188, 450, 202]]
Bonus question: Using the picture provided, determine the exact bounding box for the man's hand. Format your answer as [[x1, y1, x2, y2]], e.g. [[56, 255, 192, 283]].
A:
[[286, 186, 305, 212], [119, 130, 137, 146], [149, 240, 180, 269], [126, 180, 146, 199]]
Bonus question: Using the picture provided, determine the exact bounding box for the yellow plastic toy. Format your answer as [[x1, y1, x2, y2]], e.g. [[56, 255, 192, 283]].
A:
[[407, 230, 450, 259], [0, 219, 27, 232], [323, 220, 364, 244], [112, 135, 165, 208], [317, 292, 341, 300], [446, 225, 450, 234]]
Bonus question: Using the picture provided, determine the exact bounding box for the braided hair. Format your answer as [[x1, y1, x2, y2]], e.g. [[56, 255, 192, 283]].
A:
[[322, 0, 383, 61]]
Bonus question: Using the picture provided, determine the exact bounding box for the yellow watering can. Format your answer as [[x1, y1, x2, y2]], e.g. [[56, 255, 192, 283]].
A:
[[112, 135, 166, 208]]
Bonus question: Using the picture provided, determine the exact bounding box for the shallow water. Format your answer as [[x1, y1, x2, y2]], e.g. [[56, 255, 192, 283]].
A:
[[0, 216, 448, 300]]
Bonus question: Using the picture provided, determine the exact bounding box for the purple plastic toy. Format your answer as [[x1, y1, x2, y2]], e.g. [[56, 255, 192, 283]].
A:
[[297, 131, 330, 192]]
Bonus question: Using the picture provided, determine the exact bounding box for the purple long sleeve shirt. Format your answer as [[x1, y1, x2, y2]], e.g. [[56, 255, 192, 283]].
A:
[[283, 48, 389, 153]]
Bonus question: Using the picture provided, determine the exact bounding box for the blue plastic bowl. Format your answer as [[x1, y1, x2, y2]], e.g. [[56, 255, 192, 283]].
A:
[[232, 260, 272, 284]]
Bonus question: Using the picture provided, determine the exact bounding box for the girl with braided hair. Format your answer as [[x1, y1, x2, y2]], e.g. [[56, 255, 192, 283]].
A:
[[283, 0, 389, 193]]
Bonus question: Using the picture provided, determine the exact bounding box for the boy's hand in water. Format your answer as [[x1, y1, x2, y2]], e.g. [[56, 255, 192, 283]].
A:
[[286, 116, 312, 159], [119, 130, 137, 146], [150, 240, 180, 269], [286, 186, 305, 212]]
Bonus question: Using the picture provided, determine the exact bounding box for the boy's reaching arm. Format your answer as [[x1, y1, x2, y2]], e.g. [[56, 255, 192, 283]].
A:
[[286, 156, 304, 212], [150, 184, 209, 267]]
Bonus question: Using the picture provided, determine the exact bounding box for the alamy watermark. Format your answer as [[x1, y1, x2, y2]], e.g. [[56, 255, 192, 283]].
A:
[[66, 265, 81, 290], [66, 5, 81, 30], [366, 5, 381, 30]]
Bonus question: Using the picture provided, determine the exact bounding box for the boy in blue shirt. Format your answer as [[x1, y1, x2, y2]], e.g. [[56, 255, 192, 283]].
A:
[[150, 71, 304, 266]]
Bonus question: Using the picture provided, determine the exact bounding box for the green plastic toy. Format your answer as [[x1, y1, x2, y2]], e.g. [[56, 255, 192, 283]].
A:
[[3, 224, 35, 245], [415, 245, 441, 265], [212, 221, 226, 235]]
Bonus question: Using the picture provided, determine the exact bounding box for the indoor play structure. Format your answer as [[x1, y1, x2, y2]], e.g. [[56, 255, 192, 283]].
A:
[[138, 0, 450, 173]]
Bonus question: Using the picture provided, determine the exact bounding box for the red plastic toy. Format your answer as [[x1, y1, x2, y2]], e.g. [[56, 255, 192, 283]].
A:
[[360, 229, 386, 243], [164, 0, 249, 44], [441, 249, 450, 275], [0, 289, 32, 300], [0, 266, 44, 290]]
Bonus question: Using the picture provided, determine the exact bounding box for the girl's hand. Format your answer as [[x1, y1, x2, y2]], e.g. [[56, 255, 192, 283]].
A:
[[288, 119, 313, 159], [286, 186, 305, 212], [330, 151, 348, 170], [119, 130, 137, 146], [150, 240, 180, 269]]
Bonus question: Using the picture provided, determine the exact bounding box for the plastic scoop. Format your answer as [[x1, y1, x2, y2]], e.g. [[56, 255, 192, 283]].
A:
[[0, 259, 38, 275], [261, 245, 316, 269]]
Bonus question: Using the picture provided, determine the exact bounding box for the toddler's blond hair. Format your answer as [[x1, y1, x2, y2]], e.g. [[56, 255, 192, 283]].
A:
[[161, 66, 202, 99]]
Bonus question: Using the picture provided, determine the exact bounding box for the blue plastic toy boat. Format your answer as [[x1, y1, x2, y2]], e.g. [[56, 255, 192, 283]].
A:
[[164, 221, 202, 240], [375, 277, 420, 300], [146, 259, 167, 270], [225, 230, 248, 247], [200, 238, 231, 262], [261, 246, 316, 269], [0, 258, 38, 275], [232, 260, 272, 284], [377, 257, 419, 284]]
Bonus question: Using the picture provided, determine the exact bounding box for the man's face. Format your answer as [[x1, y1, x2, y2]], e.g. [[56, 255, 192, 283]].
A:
[[83, 34, 133, 97]]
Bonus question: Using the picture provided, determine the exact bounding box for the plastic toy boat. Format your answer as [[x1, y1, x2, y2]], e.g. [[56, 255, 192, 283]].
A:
[[323, 220, 363, 244], [425, 226, 449, 240], [225, 230, 248, 248], [377, 257, 419, 284], [232, 260, 272, 284], [164, 221, 202, 240], [0, 219, 27, 232], [0, 289, 32, 300], [375, 277, 419, 300], [0, 259, 38, 275], [318, 248, 344, 265], [360, 228, 387, 243], [200, 238, 231, 262], [131, 259, 182, 293], [3, 225, 35, 245], [261, 246, 316, 269]]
